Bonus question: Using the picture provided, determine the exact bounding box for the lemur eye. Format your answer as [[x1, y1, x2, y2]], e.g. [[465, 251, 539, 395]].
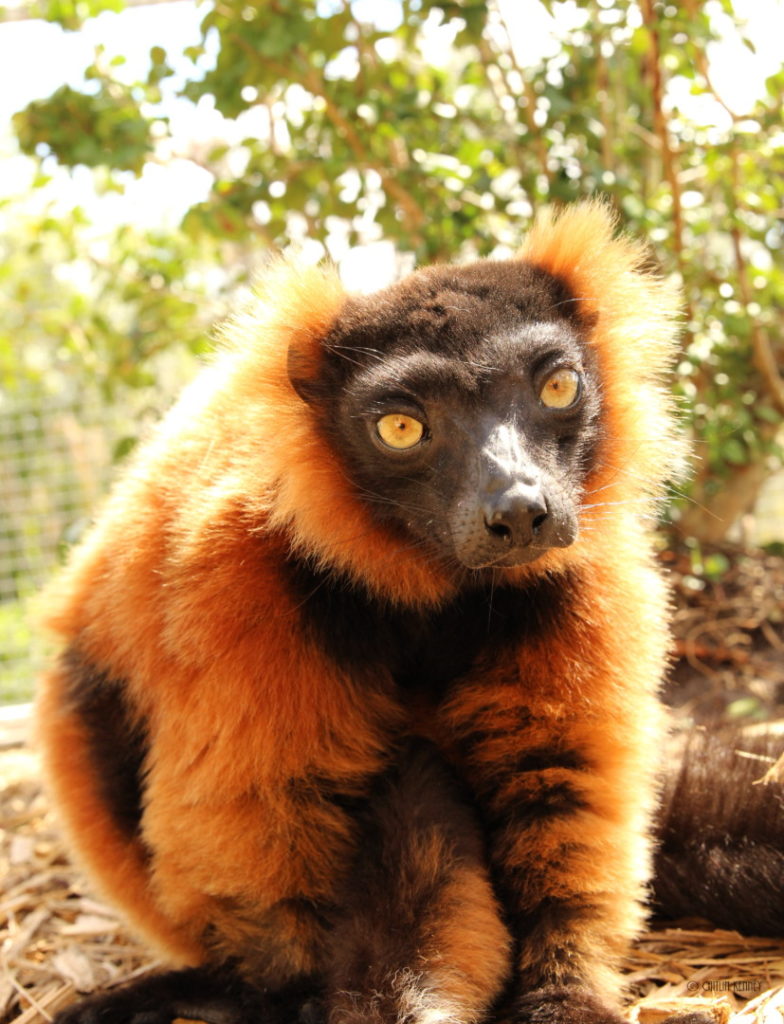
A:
[[376, 413, 425, 450], [539, 368, 581, 409]]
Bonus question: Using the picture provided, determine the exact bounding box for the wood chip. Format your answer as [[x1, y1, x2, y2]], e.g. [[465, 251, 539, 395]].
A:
[[59, 916, 120, 939], [50, 948, 97, 993]]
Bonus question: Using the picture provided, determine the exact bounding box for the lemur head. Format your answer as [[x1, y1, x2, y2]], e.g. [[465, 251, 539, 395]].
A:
[[289, 260, 602, 573]]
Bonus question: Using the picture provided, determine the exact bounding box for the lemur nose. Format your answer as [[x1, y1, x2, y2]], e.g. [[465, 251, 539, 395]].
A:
[[482, 486, 549, 548]]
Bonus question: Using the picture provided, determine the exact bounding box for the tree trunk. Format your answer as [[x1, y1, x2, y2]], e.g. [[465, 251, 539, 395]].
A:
[[676, 457, 773, 545]]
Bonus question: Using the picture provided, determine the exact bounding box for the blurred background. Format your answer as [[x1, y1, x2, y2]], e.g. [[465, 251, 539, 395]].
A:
[[0, 0, 782, 709]]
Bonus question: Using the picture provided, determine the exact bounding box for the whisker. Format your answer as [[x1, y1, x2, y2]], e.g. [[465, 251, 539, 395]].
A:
[[547, 295, 599, 312], [328, 344, 386, 361], [579, 497, 656, 511]]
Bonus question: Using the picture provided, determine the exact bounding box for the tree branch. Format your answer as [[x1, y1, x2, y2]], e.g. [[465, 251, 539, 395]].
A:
[[639, 0, 685, 269], [300, 66, 427, 239]]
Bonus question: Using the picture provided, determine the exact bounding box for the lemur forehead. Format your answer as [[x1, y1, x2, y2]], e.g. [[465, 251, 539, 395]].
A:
[[327, 258, 588, 358]]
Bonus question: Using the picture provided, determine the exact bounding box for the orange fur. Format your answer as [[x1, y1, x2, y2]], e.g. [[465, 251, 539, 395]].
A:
[[423, 864, 513, 1014], [37, 201, 683, 1024]]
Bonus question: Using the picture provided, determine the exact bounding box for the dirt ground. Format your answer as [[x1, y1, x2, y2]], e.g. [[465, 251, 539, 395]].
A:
[[1, 543, 783, 1024], [663, 542, 784, 727]]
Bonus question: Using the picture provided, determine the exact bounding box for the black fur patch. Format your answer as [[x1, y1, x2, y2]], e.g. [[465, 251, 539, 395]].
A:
[[61, 647, 148, 838], [510, 747, 587, 776], [490, 781, 587, 834], [51, 963, 307, 1024], [454, 724, 531, 764], [284, 555, 574, 697], [327, 740, 490, 1001]]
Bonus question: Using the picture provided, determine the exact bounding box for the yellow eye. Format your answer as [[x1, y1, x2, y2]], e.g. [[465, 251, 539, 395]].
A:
[[540, 368, 581, 409], [376, 413, 425, 450]]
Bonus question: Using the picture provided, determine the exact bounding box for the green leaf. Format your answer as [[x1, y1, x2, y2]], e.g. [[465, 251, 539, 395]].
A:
[[726, 697, 764, 721], [757, 406, 782, 424], [112, 436, 139, 462], [722, 438, 748, 466]]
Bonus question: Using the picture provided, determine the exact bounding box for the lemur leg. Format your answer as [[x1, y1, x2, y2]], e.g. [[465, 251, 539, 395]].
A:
[[441, 673, 715, 1024], [324, 739, 512, 1024]]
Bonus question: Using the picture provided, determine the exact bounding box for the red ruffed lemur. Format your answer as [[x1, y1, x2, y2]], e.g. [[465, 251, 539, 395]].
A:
[[37, 202, 784, 1024]]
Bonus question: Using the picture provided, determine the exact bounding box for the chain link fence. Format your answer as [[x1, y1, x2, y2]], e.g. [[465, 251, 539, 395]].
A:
[[1, 396, 112, 703], [0, 389, 164, 705]]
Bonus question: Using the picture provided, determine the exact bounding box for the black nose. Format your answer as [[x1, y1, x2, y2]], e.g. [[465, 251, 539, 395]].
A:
[[482, 485, 548, 548]]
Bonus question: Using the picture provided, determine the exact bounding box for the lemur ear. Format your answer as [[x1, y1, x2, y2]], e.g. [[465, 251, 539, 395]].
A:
[[287, 334, 325, 404]]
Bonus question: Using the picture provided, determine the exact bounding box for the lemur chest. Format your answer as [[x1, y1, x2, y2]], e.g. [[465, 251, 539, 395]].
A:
[[285, 554, 571, 699]]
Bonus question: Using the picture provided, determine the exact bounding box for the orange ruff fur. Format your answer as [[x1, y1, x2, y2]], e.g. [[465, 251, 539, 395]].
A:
[[37, 201, 684, 1024]]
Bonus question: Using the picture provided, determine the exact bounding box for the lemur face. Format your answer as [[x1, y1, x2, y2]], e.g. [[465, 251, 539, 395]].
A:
[[295, 260, 601, 572]]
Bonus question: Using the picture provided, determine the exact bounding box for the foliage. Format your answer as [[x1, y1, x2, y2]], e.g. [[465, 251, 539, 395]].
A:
[[0, 600, 34, 704], [1, 209, 216, 400], [15, 79, 152, 174], [5, 0, 784, 541], [28, 0, 124, 31], [0, 185, 220, 707]]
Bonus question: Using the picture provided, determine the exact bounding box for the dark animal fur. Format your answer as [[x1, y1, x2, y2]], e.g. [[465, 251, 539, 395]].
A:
[[654, 729, 784, 936]]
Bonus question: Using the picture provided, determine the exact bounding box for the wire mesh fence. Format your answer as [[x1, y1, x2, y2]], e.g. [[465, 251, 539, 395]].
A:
[[0, 391, 140, 705]]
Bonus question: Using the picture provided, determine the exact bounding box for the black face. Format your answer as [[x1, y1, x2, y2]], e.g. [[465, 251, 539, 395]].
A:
[[291, 260, 603, 574]]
